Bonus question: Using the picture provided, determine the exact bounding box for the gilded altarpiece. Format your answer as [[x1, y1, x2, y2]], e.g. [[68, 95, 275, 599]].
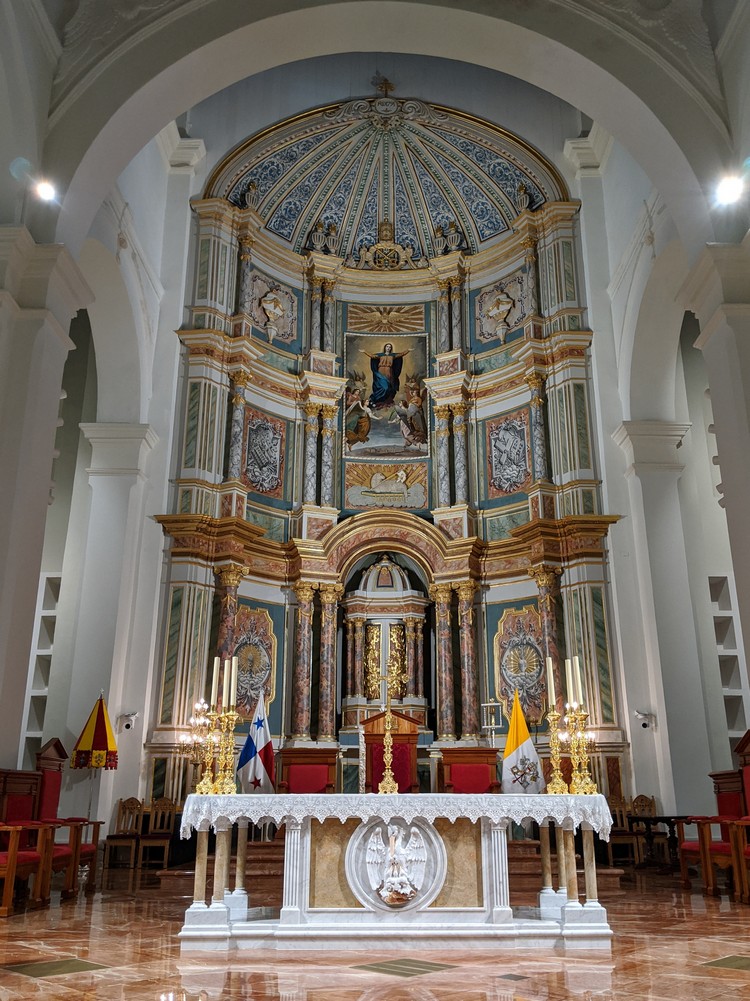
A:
[[493, 605, 546, 726]]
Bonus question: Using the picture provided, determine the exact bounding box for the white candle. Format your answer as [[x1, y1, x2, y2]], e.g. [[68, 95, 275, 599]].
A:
[[565, 659, 574, 704], [546, 656, 556, 705], [222, 658, 230, 708], [210, 656, 220, 707], [573, 656, 584, 705], [230, 656, 239, 706]]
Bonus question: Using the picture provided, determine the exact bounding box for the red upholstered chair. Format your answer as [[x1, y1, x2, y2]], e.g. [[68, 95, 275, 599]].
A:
[[278, 748, 337, 793], [0, 822, 52, 917], [678, 816, 710, 890], [441, 748, 500, 794], [730, 818, 750, 903]]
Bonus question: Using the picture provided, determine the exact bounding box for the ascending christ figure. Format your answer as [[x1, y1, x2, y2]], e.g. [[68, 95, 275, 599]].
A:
[[365, 343, 411, 409]]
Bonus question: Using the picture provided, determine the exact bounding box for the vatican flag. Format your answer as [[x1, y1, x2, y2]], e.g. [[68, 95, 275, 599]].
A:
[[501, 689, 545, 794]]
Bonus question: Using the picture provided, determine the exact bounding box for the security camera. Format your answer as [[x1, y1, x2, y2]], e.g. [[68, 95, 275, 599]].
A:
[[634, 710, 655, 729], [116, 712, 139, 732]]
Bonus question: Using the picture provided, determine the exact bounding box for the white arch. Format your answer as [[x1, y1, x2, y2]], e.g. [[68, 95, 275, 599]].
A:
[[46, 2, 723, 258], [78, 239, 145, 424], [621, 238, 691, 422]]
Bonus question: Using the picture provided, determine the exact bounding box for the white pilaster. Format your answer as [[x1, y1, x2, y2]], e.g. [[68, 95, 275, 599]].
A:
[[613, 420, 714, 812]]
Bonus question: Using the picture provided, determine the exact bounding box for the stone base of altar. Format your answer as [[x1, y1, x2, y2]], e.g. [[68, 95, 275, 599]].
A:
[[178, 793, 613, 954]]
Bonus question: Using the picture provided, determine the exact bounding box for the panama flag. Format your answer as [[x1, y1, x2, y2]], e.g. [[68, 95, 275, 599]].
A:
[[501, 689, 545, 794], [237, 696, 275, 793]]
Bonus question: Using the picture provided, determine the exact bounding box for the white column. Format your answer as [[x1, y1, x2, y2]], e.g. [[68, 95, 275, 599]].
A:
[[49, 423, 156, 817], [485, 819, 513, 923], [280, 818, 309, 925], [613, 421, 713, 813], [0, 229, 91, 763]]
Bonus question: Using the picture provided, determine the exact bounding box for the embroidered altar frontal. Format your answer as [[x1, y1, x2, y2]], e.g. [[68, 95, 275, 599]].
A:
[[179, 793, 613, 953]]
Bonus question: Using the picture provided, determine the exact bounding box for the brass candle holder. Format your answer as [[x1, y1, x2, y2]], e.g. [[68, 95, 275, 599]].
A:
[[195, 707, 219, 794], [378, 695, 398, 794], [566, 704, 597, 795], [545, 706, 569, 794], [213, 706, 240, 794]]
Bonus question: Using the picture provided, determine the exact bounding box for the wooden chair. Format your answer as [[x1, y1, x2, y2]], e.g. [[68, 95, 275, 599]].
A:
[[0, 822, 52, 917], [363, 711, 420, 793], [630, 794, 667, 863], [441, 748, 500, 794], [606, 799, 640, 866], [137, 798, 177, 869], [65, 817, 103, 893], [103, 798, 144, 869], [278, 747, 337, 793], [729, 818, 750, 903], [678, 816, 708, 889], [694, 815, 738, 896]]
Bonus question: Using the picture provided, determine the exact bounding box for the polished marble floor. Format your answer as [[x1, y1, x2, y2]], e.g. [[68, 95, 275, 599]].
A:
[[2, 869, 750, 1000]]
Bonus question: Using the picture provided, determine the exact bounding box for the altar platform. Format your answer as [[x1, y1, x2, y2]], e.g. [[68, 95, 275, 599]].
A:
[[178, 793, 613, 953]]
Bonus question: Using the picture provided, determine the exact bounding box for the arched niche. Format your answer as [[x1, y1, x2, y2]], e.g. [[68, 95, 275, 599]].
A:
[[298, 509, 475, 585]]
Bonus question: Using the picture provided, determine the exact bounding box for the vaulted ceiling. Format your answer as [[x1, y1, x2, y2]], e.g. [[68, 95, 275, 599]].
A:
[[206, 95, 566, 260]]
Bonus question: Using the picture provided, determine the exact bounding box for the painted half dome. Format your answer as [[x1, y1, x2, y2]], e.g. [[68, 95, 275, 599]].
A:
[[206, 96, 567, 260]]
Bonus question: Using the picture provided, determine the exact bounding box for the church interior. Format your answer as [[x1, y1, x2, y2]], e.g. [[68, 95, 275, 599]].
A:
[[2, 1, 750, 997]]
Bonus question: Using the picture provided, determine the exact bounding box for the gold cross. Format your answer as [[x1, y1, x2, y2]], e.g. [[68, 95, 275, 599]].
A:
[[371, 73, 395, 97]]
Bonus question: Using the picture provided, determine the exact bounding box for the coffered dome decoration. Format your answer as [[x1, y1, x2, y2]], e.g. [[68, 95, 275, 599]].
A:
[[206, 96, 567, 260]]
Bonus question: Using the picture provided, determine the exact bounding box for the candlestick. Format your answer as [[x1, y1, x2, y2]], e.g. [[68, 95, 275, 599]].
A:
[[573, 655, 584, 705], [210, 656, 220, 707], [230, 656, 239, 706], [565, 658, 575, 704], [546, 656, 556, 705], [222, 658, 230, 708]]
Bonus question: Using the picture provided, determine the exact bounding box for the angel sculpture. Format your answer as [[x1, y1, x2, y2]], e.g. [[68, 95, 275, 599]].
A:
[[365, 823, 427, 907]]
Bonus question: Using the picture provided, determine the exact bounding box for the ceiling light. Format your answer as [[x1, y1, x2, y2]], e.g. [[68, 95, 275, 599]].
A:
[[34, 180, 56, 201], [716, 175, 744, 206]]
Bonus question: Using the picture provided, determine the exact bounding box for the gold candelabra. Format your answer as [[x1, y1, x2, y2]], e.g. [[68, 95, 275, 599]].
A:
[[545, 706, 569, 794], [564, 704, 598, 794], [192, 703, 241, 795]]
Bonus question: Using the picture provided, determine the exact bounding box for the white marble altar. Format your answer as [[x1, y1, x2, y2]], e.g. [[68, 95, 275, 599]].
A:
[[179, 793, 612, 953]]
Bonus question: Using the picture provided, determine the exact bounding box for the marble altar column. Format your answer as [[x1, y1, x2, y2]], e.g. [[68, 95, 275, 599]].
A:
[[582, 826, 599, 903], [487, 820, 513, 922], [450, 279, 463, 351], [451, 402, 469, 505], [212, 824, 232, 906], [430, 583, 456, 739], [404, 617, 418, 697], [415, 619, 425, 698], [455, 580, 480, 738], [302, 403, 320, 505], [353, 617, 365, 697], [563, 827, 579, 902], [320, 403, 338, 508], [526, 373, 550, 481], [322, 281, 336, 354], [227, 372, 250, 479], [318, 583, 344, 740], [437, 280, 451, 353], [280, 818, 307, 925], [528, 564, 563, 712], [435, 406, 452, 508], [310, 278, 323, 351], [236, 238, 254, 314], [214, 564, 249, 665], [192, 826, 210, 906], [290, 581, 317, 738]]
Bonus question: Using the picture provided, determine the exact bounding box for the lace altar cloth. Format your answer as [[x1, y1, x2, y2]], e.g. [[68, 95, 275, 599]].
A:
[[180, 793, 611, 840]]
